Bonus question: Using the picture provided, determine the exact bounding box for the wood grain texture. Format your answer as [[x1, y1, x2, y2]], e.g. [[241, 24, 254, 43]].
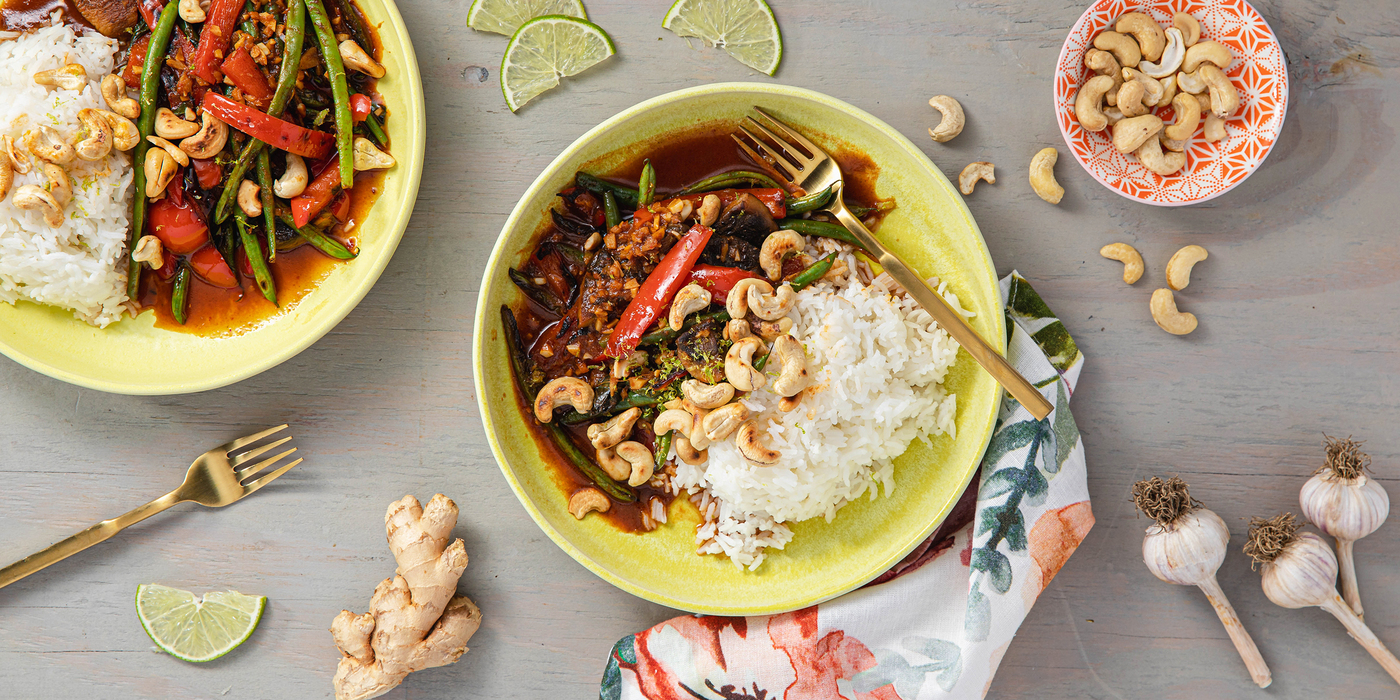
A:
[[2, 0, 1399, 697]]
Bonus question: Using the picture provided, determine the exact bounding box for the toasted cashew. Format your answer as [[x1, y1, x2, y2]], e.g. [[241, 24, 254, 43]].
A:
[[533, 376, 593, 422], [143, 148, 177, 198], [654, 409, 695, 441], [1117, 12, 1166, 62], [353, 136, 395, 171], [769, 335, 809, 397], [237, 179, 262, 217], [759, 229, 804, 281], [1166, 245, 1208, 290], [610, 349, 647, 380], [1075, 75, 1116, 131], [668, 283, 711, 331], [1093, 31, 1141, 68], [13, 185, 62, 227], [132, 235, 163, 269], [702, 403, 751, 442], [959, 161, 996, 194], [339, 40, 385, 78], [1135, 135, 1186, 176], [587, 407, 641, 450], [668, 197, 693, 220], [736, 421, 780, 465], [0, 147, 10, 199], [274, 154, 308, 198], [178, 0, 206, 22], [3, 135, 30, 174], [1150, 288, 1197, 335], [1198, 64, 1240, 117], [1140, 28, 1185, 78], [598, 441, 651, 484], [1100, 243, 1144, 285], [748, 283, 796, 321], [1164, 93, 1201, 142], [779, 389, 807, 413], [41, 161, 71, 207], [725, 336, 767, 392], [725, 318, 752, 342], [697, 194, 721, 226], [568, 488, 610, 519], [96, 110, 140, 151], [154, 108, 199, 139], [674, 435, 707, 465], [28, 126, 75, 165], [1173, 12, 1201, 47], [34, 63, 86, 90], [1112, 114, 1164, 154], [1182, 41, 1232, 73], [147, 135, 189, 166], [100, 75, 140, 119], [752, 317, 793, 343], [71, 109, 113, 161], [927, 95, 965, 143], [1029, 148, 1063, 205], [681, 379, 735, 410], [620, 442, 655, 487], [179, 111, 227, 160], [726, 278, 772, 318]]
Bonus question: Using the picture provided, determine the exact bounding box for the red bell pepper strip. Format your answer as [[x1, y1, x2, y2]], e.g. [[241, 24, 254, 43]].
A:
[[122, 34, 151, 86], [666, 188, 787, 219], [221, 46, 274, 101], [606, 224, 714, 358], [291, 157, 341, 227], [202, 93, 334, 159], [191, 158, 222, 190], [686, 265, 762, 305], [192, 0, 244, 84], [350, 94, 372, 122]]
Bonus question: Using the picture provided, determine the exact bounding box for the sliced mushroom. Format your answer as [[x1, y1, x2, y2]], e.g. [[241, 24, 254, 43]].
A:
[[27, 126, 75, 165], [701, 402, 750, 442], [353, 136, 395, 171], [147, 135, 189, 166], [100, 75, 140, 119], [752, 317, 793, 343], [41, 161, 71, 207], [725, 336, 767, 392], [568, 488, 610, 519], [179, 111, 227, 160], [154, 107, 199, 139], [681, 379, 734, 409], [132, 235, 164, 269], [748, 282, 797, 321], [274, 153, 308, 198], [533, 376, 594, 423], [674, 435, 707, 465], [13, 185, 63, 227], [667, 283, 711, 331], [769, 335, 809, 398], [237, 179, 262, 217], [726, 277, 773, 318], [97, 110, 140, 151], [34, 63, 86, 90], [735, 421, 780, 465], [143, 148, 177, 198], [759, 229, 805, 281], [339, 40, 385, 78], [587, 407, 641, 450]]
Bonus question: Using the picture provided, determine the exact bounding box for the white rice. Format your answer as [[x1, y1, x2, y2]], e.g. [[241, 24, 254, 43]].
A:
[[671, 239, 966, 569], [0, 17, 133, 327]]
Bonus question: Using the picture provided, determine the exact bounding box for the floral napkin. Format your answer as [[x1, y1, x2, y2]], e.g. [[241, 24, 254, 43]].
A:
[[599, 272, 1092, 700]]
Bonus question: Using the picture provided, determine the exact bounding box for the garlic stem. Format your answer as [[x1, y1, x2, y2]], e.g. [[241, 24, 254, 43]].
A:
[[1197, 576, 1273, 688], [1319, 592, 1400, 684], [1336, 538, 1363, 620]]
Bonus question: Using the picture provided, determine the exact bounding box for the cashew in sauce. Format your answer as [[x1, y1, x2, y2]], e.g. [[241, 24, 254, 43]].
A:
[[147, 135, 189, 166], [724, 336, 767, 392], [759, 229, 804, 281], [1166, 244, 1208, 291], [769, 335, 810, 398], [1093, 31, 1141, 68], [533, 376, 594, 422], [237, 179, 262, 217], [697, 194, 721, 227], [100, 75, 140, 119], [353, 136, 395, 171], [178, 0, 206, 22], [1029, 147, 1064, 205], [668, 283, 711, 331], [736, 421, 780, 465], [132, 235, 164, 269], [598, 442, 648, 481], [702, 402, 751, 443], [340, 40, 385, 78], [681, 379, 735, 410], [1116, 12, 1166, 62], [927, 95, 965, 143], [1099, 243, 1144, 285], [13, 185, 63, 227], [28, 126, 75, 165], [144, 148, 177, 198], [154, 107, 199, 139], [568, 488, 610, 519], [958, 161, 996, 195], [668, 197, 693, 220], [747, 282, 796, 321], [617, 442, 655, 487], [654, 408, 708, 451], [587, 407, 641, 450], [34, 63, 86, 90], [1150, 288, 1197, 335], [725, 318, 752, 342], [611, 349, 647, 380], [180, 111, 227, 160]]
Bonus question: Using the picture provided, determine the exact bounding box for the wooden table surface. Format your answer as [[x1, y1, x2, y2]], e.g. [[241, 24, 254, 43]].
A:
[[3, 0, 1399, 697]]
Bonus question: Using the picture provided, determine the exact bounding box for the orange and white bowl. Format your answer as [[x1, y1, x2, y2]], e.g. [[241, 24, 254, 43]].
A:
[[1054, 0, 1288, 206]]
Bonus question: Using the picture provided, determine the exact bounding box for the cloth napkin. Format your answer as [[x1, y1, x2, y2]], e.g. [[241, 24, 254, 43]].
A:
[[599, 272, 1091, 700]]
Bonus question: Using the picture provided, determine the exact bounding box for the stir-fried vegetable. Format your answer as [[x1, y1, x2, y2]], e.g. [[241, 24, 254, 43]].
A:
[[192, 0, 244, 84], [637, 160, 656, 208], [290, 157, 343, 227], [171, 263, 191, 325], [603, 191, 620, 230], [306, 0, 355, 189], [785, 185, 834, 215], [235, 212, 277, 305], [677, 170, 786, 195], [203, 94, 335, 159], [126, 0, 179, 298], [257, 150, 277, 259], [606, 223, 714, 358], [686, 265, 761, 304], [778, 217, 864, 250]]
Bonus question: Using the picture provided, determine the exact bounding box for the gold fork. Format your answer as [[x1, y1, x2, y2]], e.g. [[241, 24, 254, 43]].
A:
[[734, 108, 1055, 420], [0, 425, 303, 589]]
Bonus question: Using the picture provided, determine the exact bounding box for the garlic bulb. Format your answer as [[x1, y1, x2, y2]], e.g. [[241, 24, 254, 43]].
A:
[[1299, 436, 1389, 619], [1134, 477, 1271, 688], [1247, 513, 1400, 685]]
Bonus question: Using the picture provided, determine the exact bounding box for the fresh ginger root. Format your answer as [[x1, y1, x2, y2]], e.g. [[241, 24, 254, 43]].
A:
[[330, 494, 482, 700]]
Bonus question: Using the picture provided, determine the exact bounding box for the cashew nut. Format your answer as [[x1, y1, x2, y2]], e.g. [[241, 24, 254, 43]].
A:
[[1203, 113, 1226, 143], [1173, 12, 1201, 47], [339, 39, 385, 78], [681, 379, 735, 410], [726, 278, 772, 318], [3, 135, 30, 174], [237, 179, 262, 217], [1166, 244, 1208, 291], [100, 75, 140, 119], [1103, 106, 1125, 125], [70, 109, 113, 162], [1029, 147, 1063, 205], [27, 126, 75, 165], [674, 435, 707, 465], [1134, 134, 1186, 176], [598, 441, 652, 484], [1157, 74, 1178, 107], [752, 317, 793, 343], [587, 407, 641, 450], [533, 376, 594, 422], [1084, 49, 1123, 99], [958, 161, 996, 194], [0, 147, 10, 199], [178, 0, 205, 22], [927, 95, 965, 143], [697, 194, 721, 226], [748, 282, 796, 321], [1161, 134, 1186, 152], [725, 336, 767, 392], [1116, 12, 1166, 62], [34, 63, 86, 90], [610, 349, 647, 380], [179, 111, 227, 160], [147, 135, 189, 167], [353, 136, 395, 171], [668, 283, 711, 330], [1182, 41, 1232, 73], [1075, 75, 1116, 131], [769, 335, 809, 397], [1140, 28, 1185, 78], [143, 147, 177, 198], [1164, 93, 1201, 142], [1150, 288, 1197, 335], [13, 185, 62, 227], [621, 442, 655, 487], [154, 107, 199, 139], [1093, 31, 1141, 68], [568, 487, 610, 519], [132, 235, 164, 269], [1176, 69, 1205, 95], [702, 402, 751, 442], [273, 153, 308, 198], [1122, 67, 1164, 106], [1099, 243, 1143, 285], [653, 409, 696, 442], [778, 389, 806, 413], [759, 229, 804, 281], [1115, 80, 1149, 118], [668, 197, 693, 220], [725, 318, 752, 342], [735, 421, 780, 465], [96, 110, 140, 151], [41, 161, 71, 207], [1112, 114, 1164, 154], [1197, 64, 1240, 118]]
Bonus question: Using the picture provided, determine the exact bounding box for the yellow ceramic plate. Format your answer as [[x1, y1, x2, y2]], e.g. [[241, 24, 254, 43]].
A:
[[473, 83, 1004, 615], [0, 0, 425, 395]]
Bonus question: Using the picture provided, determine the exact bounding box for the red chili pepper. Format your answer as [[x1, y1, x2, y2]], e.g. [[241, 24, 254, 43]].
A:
[[686, 265, 762, 305], [155, 250, 179, 280], [291, 157, 341, 228], [606, 224, 714, 358], [220, 46, 273, 101], [189, 245, 239, 288], [192, 0, 244, 84], [191, 158, 222, 190], [666, 188, 787, 219], [349, 94, 372, 122], [122, 34, 150, 86], [330, 191, 351, 221], [202, 94, 334, 159]]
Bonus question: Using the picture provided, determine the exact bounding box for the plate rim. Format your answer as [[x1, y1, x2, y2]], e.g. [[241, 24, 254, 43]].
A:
[[472, 82, 1003, 614]]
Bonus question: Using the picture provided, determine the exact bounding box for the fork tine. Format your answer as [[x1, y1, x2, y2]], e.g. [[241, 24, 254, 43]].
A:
[[735, 124, 802, 180], [229, 436, 293, 468], [730, 135, 794, 186], [743, 117, 813, 168], [241, 457, 303, 496], [235, 447, 299, 481], [752, 107, 822, 156], [221, 424, 288, 453]]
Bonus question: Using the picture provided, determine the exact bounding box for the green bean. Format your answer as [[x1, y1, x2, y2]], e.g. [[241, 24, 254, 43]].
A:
[[508, 267, 564, 315], [638, 310, 730, 347], [778, 218, 864, 250], [363, 111, 388, 146], [127, 0, 180, 298], [784, 186, 835, 215], [754, 353, 769, 372], [275, 212, 356, 259], [677, 170, 785, 195], [257, 149, 276, 260], [655, 431, 672, 469], [603, 191, 620, 231], [637, 160, 655, 207], [171, 262, 191, 325], [235, 212, 278, 305], [849, 200, 896, 219], [501, 305, 541, 396], [575, 172, 638, 208], [306, 0, 353, 189], [560, 390, 659, 425], [330, 0, 373, 53], [790, 253, 837, 291]]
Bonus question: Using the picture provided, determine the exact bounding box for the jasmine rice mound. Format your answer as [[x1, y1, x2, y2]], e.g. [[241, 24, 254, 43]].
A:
[[0, 19, 133, 327], [667, 238, 969, 570]]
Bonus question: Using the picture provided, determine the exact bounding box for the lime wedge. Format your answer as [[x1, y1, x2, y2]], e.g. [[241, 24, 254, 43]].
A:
[[662, 0, 782, 76], [467, 0, 588, 36], [136, 584, 267, 663], [501, 15, 616, 112]]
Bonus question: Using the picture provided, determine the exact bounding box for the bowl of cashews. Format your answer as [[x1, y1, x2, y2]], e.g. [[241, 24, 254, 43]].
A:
[[1053, 0, 1288, 206]]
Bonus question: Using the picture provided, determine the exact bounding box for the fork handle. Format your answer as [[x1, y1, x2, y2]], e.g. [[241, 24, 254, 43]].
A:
[[0, 491, 183, 590], [829, 193, 1055, 420]]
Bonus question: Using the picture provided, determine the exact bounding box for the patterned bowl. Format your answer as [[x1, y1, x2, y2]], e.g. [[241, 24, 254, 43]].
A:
[[1053, 0, 1288, 206]]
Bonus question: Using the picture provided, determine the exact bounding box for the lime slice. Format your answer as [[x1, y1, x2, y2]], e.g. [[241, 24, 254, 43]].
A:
[[662, 0, 782, 76], [467, 0, 588, 36], [136, 584, 267, 663], [501, 15, 616, 112]]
